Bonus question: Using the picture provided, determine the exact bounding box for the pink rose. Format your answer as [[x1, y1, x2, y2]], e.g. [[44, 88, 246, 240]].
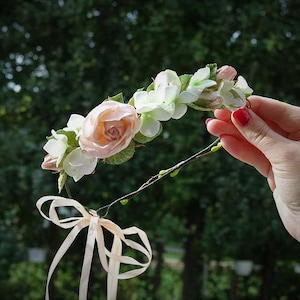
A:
[[216, 65, 237, 81], [79, 100, 140, 159]]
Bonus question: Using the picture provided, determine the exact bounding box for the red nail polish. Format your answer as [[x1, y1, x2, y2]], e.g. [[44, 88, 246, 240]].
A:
[[205, 118, 213, 125], [233, 108, 251, 126]]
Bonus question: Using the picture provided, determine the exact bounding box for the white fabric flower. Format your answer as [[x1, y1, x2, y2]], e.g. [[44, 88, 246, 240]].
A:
[[154, 69, 181, 90], [186, 67, 217, 97], [134, 69, 194, 127], [175, 90, 200, 119], [63, 148, 98, 182], [153, 69, 182, 116], [235, 76, 253, 95], [155, 69, 198, 120], [133, 89, 174, 137], [139, 117, 161, 137], [134, 90, 175, 117], [219, 79, 248, 110], [66, 114, 85, 137], [43, 130, 69, 167]]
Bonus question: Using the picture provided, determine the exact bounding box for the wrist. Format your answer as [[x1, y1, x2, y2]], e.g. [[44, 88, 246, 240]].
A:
[[273, 189, 300, 242]]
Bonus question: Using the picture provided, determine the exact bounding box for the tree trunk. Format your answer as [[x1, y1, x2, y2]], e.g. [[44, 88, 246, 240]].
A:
[[152, 241, 164, 297], [260, 245, 276, 300], [229, 274, 239, 300], [182, 201, 205, 300]]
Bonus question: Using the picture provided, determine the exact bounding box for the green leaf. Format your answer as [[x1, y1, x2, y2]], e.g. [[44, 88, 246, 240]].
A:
[[58, 171, 68, 193], [46, 134, 54, 140], [146, 82, 154, 92], [211, 142, 222, 152], [179, 74, 192, 91], [187, 102, 213, 112], [158, 169, 168, 178], [170, 168, 180, 177], [206, 63, 218, 80], [128, 96, 134, 106], [107, 92, 124, 103], [103, 141, 136, 165], [120, 199, 129, 205], [56, 129, 78, 148], [133, 124, 163, 144]]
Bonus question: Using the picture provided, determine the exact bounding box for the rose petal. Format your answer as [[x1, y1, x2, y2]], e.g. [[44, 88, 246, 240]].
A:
[[79, 101, 140, 159]]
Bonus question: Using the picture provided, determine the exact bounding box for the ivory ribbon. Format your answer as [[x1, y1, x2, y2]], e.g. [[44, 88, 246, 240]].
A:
[[36, 196, 152, 300]]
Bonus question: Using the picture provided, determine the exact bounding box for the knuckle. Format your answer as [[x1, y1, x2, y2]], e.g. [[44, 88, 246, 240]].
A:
[[246, 123, 272, 148]]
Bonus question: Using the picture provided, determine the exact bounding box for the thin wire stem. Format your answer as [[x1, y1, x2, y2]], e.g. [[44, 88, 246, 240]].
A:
[[96, 138, 221, 217]]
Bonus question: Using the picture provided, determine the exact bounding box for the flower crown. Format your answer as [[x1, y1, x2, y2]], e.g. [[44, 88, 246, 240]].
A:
[[41, 63, 252, 192], [38, 63, 253, 300]]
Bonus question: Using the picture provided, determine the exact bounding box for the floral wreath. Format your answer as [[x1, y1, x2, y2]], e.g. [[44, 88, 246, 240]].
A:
[[37, 63, 253, 300]]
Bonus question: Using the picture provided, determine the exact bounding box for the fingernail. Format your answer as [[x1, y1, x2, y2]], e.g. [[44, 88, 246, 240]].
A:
[[232, 108, 251, 126], [205, 118, 213, 125]]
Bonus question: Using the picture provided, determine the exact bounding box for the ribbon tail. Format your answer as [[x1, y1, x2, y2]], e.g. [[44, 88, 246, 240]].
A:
[[45, 223, 86, 300], [79, 216, 98, 300], [107, 236, 122, 300]]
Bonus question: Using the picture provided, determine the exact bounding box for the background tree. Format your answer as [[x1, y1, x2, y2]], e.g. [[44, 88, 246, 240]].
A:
[[1, 0, 300, 299]]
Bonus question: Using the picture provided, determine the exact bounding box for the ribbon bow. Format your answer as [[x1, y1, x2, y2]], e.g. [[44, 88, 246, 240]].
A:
[[36, 196, 152, 300]]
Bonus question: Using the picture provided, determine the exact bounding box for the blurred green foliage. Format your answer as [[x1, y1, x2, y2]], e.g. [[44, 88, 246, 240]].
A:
[[1, 0, 300, 299]]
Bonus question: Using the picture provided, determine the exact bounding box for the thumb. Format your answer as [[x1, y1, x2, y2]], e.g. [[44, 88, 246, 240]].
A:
[[231, 107, 289, 164]]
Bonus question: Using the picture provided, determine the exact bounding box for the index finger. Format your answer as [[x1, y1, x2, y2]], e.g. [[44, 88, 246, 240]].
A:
[[249, 95, 300, 133]]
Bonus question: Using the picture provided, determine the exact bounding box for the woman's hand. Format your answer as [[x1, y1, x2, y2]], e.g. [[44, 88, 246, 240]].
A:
[[206, 95, 300, 241]]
